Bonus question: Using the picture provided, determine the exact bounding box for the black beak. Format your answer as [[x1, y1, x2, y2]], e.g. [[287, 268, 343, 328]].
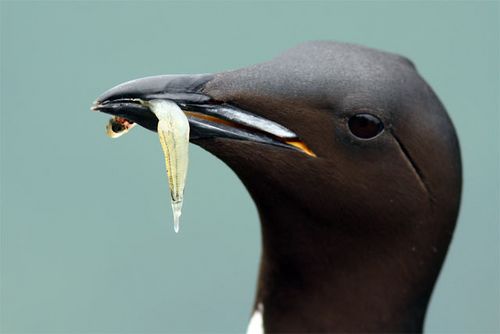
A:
[[92, 74, 315, 157]]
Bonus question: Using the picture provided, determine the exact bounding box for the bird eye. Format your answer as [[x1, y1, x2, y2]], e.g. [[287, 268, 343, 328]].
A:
[[348, 113, 384, 139]]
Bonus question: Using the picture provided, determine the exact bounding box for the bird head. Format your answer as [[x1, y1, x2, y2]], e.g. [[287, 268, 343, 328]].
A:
[[92, 41, 463, 331], [93, 41, 461, 233]]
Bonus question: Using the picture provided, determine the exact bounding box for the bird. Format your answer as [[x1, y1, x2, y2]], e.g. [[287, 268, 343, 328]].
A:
[[91, 41, 462, 333]]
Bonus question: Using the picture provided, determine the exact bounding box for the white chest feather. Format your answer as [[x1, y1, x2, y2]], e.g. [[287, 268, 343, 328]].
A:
[[246, 303, 264, 334]]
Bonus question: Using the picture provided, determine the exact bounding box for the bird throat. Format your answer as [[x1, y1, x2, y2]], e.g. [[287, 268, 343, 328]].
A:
[[249, 198, 432, 333]]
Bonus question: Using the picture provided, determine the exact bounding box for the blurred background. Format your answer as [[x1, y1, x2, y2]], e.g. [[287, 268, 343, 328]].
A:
[[1, 1, 498, 333]]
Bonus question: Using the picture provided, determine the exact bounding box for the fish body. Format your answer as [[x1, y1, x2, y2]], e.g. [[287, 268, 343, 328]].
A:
[[103, 99, 190, 233], [150, 99, 190, 233]]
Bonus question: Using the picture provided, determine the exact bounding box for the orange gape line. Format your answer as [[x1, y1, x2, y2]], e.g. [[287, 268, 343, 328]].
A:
[[185, 111, 238, 128], [285, 140, 317, 157], [185, 111, 317, 158]]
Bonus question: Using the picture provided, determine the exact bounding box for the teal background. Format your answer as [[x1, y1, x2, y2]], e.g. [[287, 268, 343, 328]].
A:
[[1, 1, 499, 333]]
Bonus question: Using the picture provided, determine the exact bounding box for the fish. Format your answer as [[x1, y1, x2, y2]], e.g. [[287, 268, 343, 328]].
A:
[[106, 116, 136, 138], [104, 100, 190, 233], [149, 99, 190, 233]]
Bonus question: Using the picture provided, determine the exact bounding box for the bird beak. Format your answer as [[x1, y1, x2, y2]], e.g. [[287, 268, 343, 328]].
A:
[[92, 74, 316, 157]]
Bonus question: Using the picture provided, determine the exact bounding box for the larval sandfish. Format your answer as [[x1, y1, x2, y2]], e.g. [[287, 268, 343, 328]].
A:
[[105, 100, 190, 233]]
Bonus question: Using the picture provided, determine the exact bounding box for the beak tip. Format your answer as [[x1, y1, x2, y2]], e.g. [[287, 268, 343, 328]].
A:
[[91, 100, 101, 112]]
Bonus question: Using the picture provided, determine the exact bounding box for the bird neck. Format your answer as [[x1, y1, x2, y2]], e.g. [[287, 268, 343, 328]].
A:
[[253, 199, 434, 333]]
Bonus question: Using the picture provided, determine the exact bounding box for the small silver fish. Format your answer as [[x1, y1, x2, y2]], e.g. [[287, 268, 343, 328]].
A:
[[148, 99, 190, 233], [103, 101, 190, 233]]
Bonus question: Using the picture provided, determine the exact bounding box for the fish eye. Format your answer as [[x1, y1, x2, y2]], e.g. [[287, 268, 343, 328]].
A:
[[111, 122, 124, 133], [348, 113, 384, 139]]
